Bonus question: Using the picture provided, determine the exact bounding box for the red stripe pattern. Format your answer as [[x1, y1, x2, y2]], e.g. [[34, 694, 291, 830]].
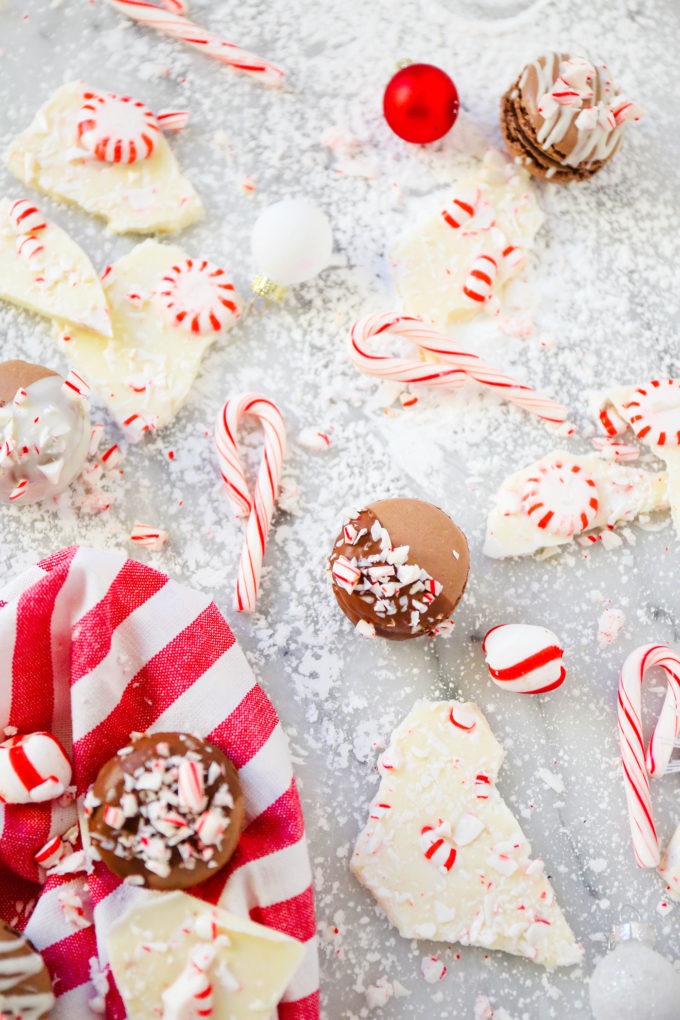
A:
[[0, 547, 317, 1019], [618, 644, 680, 868]]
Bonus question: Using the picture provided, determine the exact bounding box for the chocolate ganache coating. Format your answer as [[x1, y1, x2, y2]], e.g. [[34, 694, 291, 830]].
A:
[[0, 924, 54, 1020], [87, 732, 245, 891], [328, 497, 470, 640]]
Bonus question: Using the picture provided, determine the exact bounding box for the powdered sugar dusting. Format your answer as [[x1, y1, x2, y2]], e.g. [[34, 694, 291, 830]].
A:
[[0, 0, 677, 1016]]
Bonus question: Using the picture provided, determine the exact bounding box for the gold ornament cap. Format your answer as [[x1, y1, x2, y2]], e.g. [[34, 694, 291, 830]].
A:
[[250, 275, 287, 302]]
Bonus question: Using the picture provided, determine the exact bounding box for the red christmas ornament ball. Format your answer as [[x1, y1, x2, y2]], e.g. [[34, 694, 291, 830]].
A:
[[383, 63, 459, 144]]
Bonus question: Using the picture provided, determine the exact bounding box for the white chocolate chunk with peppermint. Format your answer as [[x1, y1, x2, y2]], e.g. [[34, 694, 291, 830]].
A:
[[55, 240, 241, 439], [6, 81, 202, 234], [351, 700, 582, 968], [106, 890, 305, 1020], [594, 382, 680, 538], [389, 150, 543, 326], [0, 198, 111, 335], [484, 450, 669, 559]]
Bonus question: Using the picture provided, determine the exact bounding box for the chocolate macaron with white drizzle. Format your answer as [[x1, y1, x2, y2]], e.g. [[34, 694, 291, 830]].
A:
[[86, 732, 245, 890], [329, 498, 470, 640], [500, 52, 643, 182]]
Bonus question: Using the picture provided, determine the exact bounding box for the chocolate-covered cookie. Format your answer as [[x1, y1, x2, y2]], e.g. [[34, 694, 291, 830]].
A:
[[86, 732, 245, 890], [0, 359, 90, 504], [0, 924, 54, 1019], [500, 52, 642, 183], [328, 498, 469, 640]]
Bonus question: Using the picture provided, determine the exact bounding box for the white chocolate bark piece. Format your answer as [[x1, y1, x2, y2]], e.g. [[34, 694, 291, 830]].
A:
[[56, 239, 242, 439], [351, 700, 581, 968], [389, 150, 543, 327], [484, 450, 669, 559], [107, 890, 305, 1020], [595, 383, 680, 539], [6, 82, 202, 234], [0, 198, 111, 335]]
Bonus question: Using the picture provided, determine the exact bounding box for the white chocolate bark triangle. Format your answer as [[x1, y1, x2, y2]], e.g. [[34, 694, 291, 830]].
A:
[[0, 198, 111, 335], [56, 239, 241, 439], [485, 450, 668, 559], [351, 700, 582, 968], [6, 81, 202, 234], [389, 150, 543, 327], [596, 383, 680, 539], [106, 890, 305, 1020]]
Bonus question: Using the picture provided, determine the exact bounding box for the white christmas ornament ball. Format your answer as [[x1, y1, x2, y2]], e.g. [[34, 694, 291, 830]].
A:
[[251, 198, 333, 286], [589, 940, 680, 1020]]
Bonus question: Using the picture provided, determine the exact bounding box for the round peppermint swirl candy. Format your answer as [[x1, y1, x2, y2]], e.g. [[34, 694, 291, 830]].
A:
[[0, 731, 72, 804], [620, 379, 680, 447], [76, 91, 160, 164], [159, 259, 242, 335], [483, 624, 566, 694], [521, 459, 598, 536]]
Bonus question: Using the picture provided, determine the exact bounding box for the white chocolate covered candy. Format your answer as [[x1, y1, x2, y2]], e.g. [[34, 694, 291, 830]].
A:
[[7, 81, 202, 234], [483, 624, 565, 694], [0, 197, 111, 336], [390, 150, 543, 327], [0, 732, 72, 803], [485, 450, 669, 558], [594, 381, 680, 538], [56, 240, 242, 439], [351, 700, 582, 968], [0, 369, 90, 504], [106, 890, 305, 1020]]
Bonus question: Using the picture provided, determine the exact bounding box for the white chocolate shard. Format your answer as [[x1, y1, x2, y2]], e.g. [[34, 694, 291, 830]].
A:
[[56, 240, 242, 439], [389, 150, 543, 327], [0, 198, 111, 335], [594, 383, 680, 539], [6, 81, 202, 235], [106, 890, 305, 1020], [484, 450, 669, 559], [351, 700, 582, 968]]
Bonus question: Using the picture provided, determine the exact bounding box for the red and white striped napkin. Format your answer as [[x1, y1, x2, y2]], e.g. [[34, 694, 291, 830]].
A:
[[0, 546, 318, 1019]]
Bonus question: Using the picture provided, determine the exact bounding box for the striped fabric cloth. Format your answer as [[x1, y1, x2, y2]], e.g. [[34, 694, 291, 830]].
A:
[[0, 546, 319, 1019]]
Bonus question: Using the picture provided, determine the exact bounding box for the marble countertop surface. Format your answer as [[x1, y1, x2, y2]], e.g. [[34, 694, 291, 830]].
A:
[[0, 0, 678, 1017]]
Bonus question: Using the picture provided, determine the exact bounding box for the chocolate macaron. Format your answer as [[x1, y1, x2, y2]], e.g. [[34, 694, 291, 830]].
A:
[[501, 52, 643, 182], [329, 498, 469, 640], [86, 732, 245, 890]]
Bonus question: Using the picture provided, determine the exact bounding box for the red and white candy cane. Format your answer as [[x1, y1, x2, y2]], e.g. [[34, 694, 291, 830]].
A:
[[348, 313, 568, 425], [106, 0, 284, 86], [618, 644, 680, 867], [421, 824, 457, 872], [214, 394, 286, 612], [462, 254, 497, 305], [157, 109, 190, 132]]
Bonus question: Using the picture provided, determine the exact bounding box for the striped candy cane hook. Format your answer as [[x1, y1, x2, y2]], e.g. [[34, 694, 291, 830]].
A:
[[618, 644, 680, 868], [348, 313, 569, 426], [214, 393, 286, 612]]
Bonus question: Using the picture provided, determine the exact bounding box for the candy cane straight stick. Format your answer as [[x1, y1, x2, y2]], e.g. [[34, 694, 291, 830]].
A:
[[215, 394, 286, 612], [349, 313, 569, 426], [618, 644, 680, 868], [106, 0, 284, 85]]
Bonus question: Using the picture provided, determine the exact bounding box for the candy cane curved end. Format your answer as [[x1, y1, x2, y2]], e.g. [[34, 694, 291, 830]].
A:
[[618, 643, 680, 868], [214, 393, 286, 612], [348, 313, 568, 425]]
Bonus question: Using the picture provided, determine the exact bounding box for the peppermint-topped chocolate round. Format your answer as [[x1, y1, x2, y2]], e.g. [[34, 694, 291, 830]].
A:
[[86, 732, 245, 890], [329, 498, 470, 640], [0, 924, 55, 1020]]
